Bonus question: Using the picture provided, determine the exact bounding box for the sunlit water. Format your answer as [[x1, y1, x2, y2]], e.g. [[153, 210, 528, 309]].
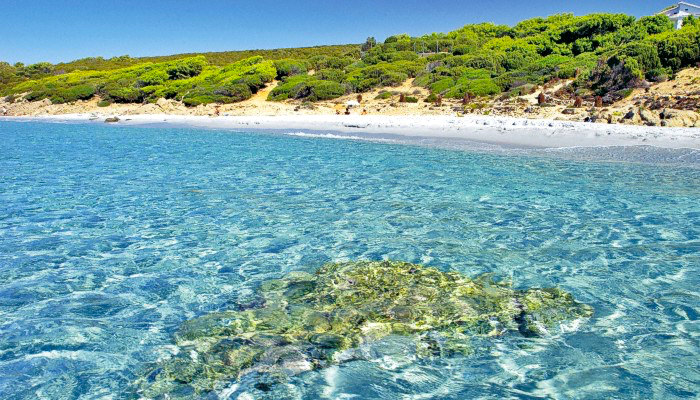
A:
[[0, 121, 698, 399]]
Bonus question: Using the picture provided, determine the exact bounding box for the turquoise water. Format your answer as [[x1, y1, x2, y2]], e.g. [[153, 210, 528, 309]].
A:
[[0, 121, 699, 399]]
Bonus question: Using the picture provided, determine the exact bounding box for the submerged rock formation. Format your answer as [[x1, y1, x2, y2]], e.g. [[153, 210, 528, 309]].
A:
[[138, 260, 592, 397]]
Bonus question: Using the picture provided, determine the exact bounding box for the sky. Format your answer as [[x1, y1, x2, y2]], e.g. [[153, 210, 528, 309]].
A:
[[0, 0, 678, 65]]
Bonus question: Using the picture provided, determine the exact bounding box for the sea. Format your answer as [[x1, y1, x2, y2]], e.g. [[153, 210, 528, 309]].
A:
[[0, 120, 698, 399]]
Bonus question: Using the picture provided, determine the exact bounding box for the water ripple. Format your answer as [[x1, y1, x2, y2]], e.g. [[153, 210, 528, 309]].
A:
[[0, 121, 698, 399]]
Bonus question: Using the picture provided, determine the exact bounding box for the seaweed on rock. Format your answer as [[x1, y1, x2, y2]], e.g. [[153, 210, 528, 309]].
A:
[[138, 260, 592, 397]]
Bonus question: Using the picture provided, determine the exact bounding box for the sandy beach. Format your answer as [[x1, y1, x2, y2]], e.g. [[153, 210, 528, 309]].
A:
[[3, 67, 699, 150], [3, 112, 700, 150]]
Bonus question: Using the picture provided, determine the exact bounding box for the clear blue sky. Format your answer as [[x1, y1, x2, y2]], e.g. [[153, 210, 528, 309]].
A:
[[1, 0, 676, 64]]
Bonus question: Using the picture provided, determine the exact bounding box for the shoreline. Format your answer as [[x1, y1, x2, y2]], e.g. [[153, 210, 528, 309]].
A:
[[2, 113, 700, 150]]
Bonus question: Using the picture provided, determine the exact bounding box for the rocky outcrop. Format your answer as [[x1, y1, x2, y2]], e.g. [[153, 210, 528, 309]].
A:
[[659, 108, 700, 127], [639, 108, 661, 126], [137, 260, 592, 397]]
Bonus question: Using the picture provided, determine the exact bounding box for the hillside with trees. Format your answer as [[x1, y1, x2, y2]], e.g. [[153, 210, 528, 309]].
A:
[[2, 13, 700, 108]]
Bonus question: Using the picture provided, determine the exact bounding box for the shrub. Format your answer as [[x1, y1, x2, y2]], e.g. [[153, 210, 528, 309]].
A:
[[273, 59, 309, 79], [635, 15, 673, 35], [508, 83, 536, 96], [652, 27, 700, 71], [305, 80, 346, 101], [182, 83, 253, 106], [50, 84, 96, 103], [345, 63, 409, 92], [0, 62, 17, 86], [616, 88, 634, 98], [20, 62, 54, 79], [315, 68, 345, 82], [444, 78, 500, 98], [404, 96, 419, 103], [382, 51, 420, 63], [101, 83, 143, 103], [391, 60, 426, 77], [559, 14, 635, 44], [166, 57, 206, 80], [309, 56, 355, 70], [429, 78, 455, 93], [182, 95, 213, 107], [267, 76, 345, 101], [97, 99, 111, 107], [235, 75, 267, 92], [618, 42, 662, 72], [214, 83, 253, 101], [138, 69, 168, 86], [25, 90, 49, 102], [268, 75, 312, 101], [645, 67, 670, 82], [375, 91, 393, 100]]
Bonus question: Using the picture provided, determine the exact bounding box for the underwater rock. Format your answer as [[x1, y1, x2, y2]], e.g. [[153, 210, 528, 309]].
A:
[[137, 260, 592, 397]]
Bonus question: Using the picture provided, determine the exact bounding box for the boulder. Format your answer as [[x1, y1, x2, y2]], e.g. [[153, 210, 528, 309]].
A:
[[638, 108, 660, 126], [660, 108, 676, 120], [537, 92, 546, 105], [138, 260, 593, 398], [104, 117, 120, 123]]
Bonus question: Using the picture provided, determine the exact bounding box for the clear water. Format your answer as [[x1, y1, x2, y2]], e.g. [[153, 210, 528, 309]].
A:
[[0, 121, 698, 399]]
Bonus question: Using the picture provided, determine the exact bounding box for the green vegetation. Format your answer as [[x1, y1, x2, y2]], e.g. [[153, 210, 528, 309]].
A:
[[268, 74, 346, 101], [3, 13, 700, 106], [138, 260, 592, 397], [6, 56, 276, 106], [375, 90, 393, 100]]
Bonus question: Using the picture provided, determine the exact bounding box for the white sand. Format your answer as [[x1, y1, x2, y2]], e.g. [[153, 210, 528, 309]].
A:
[[2, 113, 699, 149]]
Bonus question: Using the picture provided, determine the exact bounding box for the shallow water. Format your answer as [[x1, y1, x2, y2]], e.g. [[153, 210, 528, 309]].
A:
[[0, 121, 698, 399]]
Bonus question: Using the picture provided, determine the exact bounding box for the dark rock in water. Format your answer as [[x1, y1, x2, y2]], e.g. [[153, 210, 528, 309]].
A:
[[136, 260, 592, 397], [254, 382, 272, 392], [104, 117, 119, 123]]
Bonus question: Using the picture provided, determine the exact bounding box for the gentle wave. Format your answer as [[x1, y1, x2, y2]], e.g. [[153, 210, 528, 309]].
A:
[[280, 131, 398, 143], [281, 130, 700, 166]]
